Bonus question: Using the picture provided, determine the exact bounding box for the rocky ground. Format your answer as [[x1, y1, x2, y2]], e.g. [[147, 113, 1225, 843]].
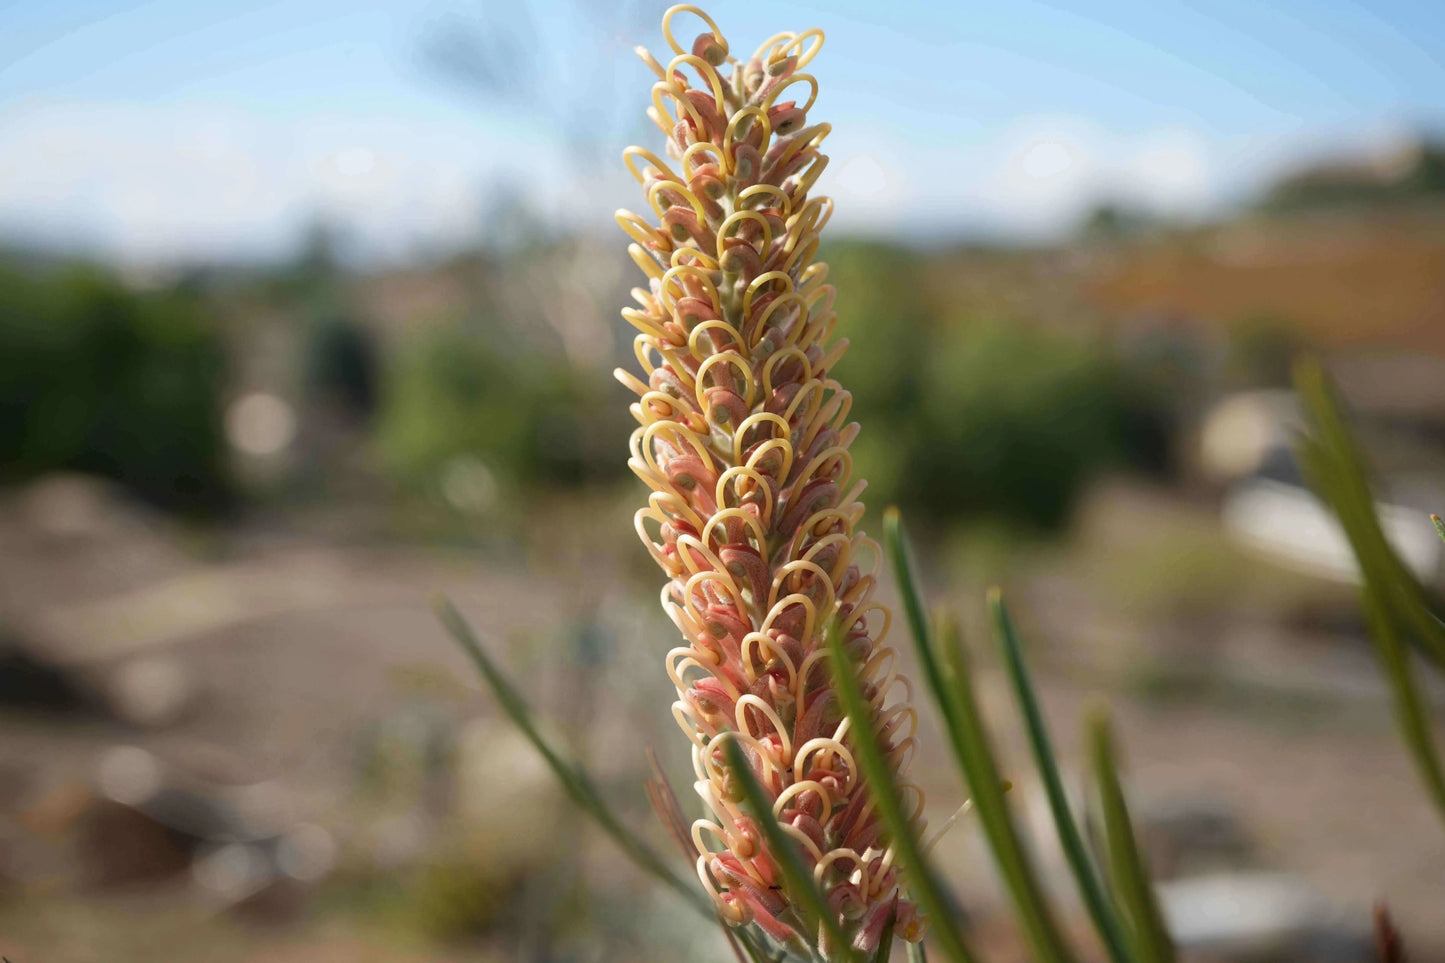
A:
[[0, 476, 1441, 962]]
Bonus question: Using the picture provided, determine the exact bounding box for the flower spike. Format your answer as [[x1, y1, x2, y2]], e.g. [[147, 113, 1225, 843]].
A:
[[616, 6, 927, 953]]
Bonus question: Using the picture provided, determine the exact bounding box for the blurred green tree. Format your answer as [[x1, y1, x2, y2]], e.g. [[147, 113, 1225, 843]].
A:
[[0, 262, 229, 513], [377, 319, 625, 503], [828, 241, 1169, 532]]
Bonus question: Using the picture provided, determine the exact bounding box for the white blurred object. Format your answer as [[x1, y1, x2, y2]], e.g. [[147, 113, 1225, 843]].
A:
[[97, 745, 163, 806], [1224, 478, 1441, 582], [277, 824, 336, 883], [107, 655, 193, 728], [225, 391, 296, 457], [193, 841, 269, 901], [1199, 391, 1299, 483], [440, 455, 499, 515], [1159, 871, 1323, 954]]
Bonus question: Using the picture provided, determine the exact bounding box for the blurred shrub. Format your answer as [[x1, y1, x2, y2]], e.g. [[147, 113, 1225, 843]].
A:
[[377, 320, 625, 504], [304, 314, 380, 424], [1222, 315, 1307, 389], [829, 241, 1169, 532], [0, 262, 229, 512], [1262, 138, 1445, 211]]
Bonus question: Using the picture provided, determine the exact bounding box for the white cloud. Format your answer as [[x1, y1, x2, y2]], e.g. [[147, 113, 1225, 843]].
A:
[[817, 114, 1234, 240], [827, 141, 914, 233], [0, 100, 560, 264], [976, 116, 1222, 235], [0, 98, 1399, 261]]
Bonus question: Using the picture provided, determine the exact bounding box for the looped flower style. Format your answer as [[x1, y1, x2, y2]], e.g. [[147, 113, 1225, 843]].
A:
[[616, 5, 926, 953]]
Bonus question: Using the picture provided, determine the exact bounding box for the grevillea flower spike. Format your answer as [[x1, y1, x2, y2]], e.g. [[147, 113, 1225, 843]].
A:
[[614, 6, 927, 953]]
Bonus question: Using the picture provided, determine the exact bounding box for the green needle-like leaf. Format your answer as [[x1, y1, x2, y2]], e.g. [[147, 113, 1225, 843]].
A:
[[825, 620, 981, 963], [990, 591, 1131, 963], [1433, 514, 1445, 544], [720, 736, 859, 963], [885, 510, 1071, 963], [884, 508, 956, 735], [1362, 583, 1445, 828], [435, 597, 713, 918], [1293, 361, 1445, 832], [1088, 710, 1174, 963], [1295, 362, 1445, 671], [871, 904, 899, 963], [931, 613, 1077, 963]]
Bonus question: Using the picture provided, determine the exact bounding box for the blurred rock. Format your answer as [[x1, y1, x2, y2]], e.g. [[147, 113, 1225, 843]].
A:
[[80, 745, 331, 907], [454, 721, 562, 864], [1138, 795, 1257, 879], [1159, 871, 1342, 960], [0, 632, 89, 712], [105, 655, 195, 728], [18, 474, 147, 540], [79, 798, 193, 887]]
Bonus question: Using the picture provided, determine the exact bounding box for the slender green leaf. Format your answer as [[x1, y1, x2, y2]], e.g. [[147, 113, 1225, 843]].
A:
[[434, 597, 713, 917], [1293, 362, 1445, 832], [720, 736, 858, 963], [885, 511, 1069, 962], [989, 590, 1132, 963], [825, 621, 981, 963], [930, 613, 1076, 963], [1294, 362, 1445, 671], [1433, 515, 1445, 544], [884, 508, 956, 736], [1362, 582, 1445, 829], [1088, 710, 1174, 963], [871, 904, 899, 963]]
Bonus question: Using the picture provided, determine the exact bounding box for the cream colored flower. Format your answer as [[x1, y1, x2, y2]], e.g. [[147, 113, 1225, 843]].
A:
[[615, 6, 926, 953]]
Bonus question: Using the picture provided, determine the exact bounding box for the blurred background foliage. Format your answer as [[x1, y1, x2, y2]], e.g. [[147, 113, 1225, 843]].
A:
[[2, 3, 1445, 962], [829, 240, 1172, 531], [377, 318, 626, 499], [0, 261, 229, 513]]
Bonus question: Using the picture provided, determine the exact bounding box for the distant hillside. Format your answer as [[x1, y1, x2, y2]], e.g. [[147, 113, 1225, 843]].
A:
[[1082, 205, 1445, 352], [1261, 137, 1445, 212]]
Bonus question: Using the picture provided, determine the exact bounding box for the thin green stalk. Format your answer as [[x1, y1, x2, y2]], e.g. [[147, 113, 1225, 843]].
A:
[[989, 591, 1132, 963], [871, 905, 899, 963], [885, 511, 1071, 963], [932, 614, 1077, 963], [434, 597, 713, 917], [1293, 361, 1445, 832], [1088, 711, 1174, 963], [907, 943, 930, 963], [720, 737, 859, 963], [1295, 362, 1445, 670], [1362, 583, 1445, 829], [825, 621, 981, 963], [884, 508, 956, 735], [1433, 514, 1445, 543]]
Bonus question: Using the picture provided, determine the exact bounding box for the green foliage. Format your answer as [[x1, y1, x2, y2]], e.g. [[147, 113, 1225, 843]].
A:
[[1222, 316, 1307, 389], [824, 617, 980, 963], [434, 598, 715, 918], [304, 314, 380, 421], [722, 736, 857, 963], [1294, 360, 1445, 832], [1088, 712, 1175, 963], [990, 593, 1131, 963], [0, 261, 229, 513], [1261, 140, 1445, 212], [829, 243, 1168, 532], [377, 321, 624, 499], [885, 513, 1166, 963], [442, 531, 1178, 962]]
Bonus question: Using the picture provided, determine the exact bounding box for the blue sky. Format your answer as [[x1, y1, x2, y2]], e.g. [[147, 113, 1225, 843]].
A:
[[2, 0, 1442, 263]]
